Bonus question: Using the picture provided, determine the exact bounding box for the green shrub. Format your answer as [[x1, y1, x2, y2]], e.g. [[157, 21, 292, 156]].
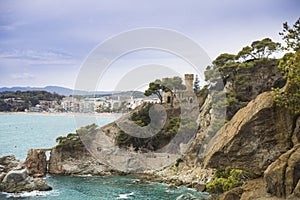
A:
[[206, 169, 253, 194], [55, 123, 98, 148]]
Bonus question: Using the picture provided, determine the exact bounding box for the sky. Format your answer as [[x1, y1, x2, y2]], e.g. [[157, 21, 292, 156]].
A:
[[0, 0, 299, 91]]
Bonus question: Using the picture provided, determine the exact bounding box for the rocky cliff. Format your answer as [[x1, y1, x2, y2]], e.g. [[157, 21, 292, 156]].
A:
[[0, 155, 51, 193], [48, 143, 112, 176], [18, 89, 299, 199], [264, 144, 300, 199], [25, 148, 49, 177], [203, 91, 294, 175], [201, 89, 300, 199]]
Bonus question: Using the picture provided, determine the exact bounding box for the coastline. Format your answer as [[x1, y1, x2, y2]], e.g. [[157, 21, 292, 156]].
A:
[[0, 111, 123, 119]]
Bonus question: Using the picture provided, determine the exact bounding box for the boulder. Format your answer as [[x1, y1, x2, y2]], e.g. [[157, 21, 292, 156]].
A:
[[2, 168, 27, 183], [0, 155, 52, 193], [0, 155, 22, 173], [203, 92, 293, 175], [25, 149, 48, 177], [264, 144, 300, 198], [219, 187, 243, 200]]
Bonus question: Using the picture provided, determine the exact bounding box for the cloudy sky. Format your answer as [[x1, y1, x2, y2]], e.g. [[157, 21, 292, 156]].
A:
[[0, 0, 299, 91]]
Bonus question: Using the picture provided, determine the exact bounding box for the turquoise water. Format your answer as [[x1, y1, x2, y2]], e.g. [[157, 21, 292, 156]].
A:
[[0, 113, 114, 160], [0, 114, 209, 200]]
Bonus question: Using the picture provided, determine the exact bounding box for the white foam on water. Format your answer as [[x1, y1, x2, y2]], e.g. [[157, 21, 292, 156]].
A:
[[76, 174, 93, 177], [117, 192, 134, 199], [2, 190, 60, 198]]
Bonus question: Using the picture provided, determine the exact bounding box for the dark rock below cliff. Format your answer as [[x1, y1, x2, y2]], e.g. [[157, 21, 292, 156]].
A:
[[0, 155, 52, 193]]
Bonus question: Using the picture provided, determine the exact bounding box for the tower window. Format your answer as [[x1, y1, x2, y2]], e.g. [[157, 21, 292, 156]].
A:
[[167, 96, 171, 103]]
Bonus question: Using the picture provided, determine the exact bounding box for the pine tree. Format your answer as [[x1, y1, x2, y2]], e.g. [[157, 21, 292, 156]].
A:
[[193, 75, 200, 93]]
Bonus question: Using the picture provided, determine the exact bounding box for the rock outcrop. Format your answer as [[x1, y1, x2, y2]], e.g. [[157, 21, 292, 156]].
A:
[[25, 149, 49, 177], [264, 144, 300, 199], [48, 144, 111, 175], [0, 155, 52, 193], [220, 178, 283, 200], [203, 91, 294, 175]]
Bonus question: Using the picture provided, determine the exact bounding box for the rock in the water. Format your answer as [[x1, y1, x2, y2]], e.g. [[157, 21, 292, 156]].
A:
[[25, 149, 48, 177], [3, 168, 27, 183], [264, 144, 300, 198], [203, 92, 293, 175], [0, 155, 22, 173], [0, 155, 52, 193]]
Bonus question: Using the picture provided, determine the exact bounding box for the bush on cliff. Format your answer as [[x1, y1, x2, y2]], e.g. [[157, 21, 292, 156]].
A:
[[55, 123, 98, 149], [273, 18, 300, 115], [206, 169, 253, 194]]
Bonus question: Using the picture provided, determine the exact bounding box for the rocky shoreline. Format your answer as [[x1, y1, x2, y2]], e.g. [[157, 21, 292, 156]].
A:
[[0, 155, 51, 193], [1, 90, 300, 200]]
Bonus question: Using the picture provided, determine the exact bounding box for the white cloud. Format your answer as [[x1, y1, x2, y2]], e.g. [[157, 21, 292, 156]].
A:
[[11, 72, 35, 80], [0, 48, 78, 66]]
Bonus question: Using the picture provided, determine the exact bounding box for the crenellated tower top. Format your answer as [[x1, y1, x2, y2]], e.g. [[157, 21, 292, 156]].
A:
[[184, 74, 194, 91]]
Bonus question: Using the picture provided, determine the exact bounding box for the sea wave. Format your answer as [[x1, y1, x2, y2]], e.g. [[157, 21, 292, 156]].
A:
[[1, 190, 60, 198], [117, 192, 134, 199]]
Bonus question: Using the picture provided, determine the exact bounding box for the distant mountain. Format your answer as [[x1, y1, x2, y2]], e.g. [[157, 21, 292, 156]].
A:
[[0, 86, 151, 98], [0, 86, 113, 96]]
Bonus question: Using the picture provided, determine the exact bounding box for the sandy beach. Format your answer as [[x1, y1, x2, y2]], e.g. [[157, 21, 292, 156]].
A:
[[0, 111, 123, 119]]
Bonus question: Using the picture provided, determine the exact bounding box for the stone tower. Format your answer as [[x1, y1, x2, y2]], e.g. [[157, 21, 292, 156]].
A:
[[184, 74, 194, 91]]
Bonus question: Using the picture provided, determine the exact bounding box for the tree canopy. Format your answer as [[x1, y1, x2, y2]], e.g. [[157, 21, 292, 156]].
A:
[[280, 18, 300, 51], [144, 76, 185, 104], [193, 75, 200, 93], [144, 81, 164, 104], [236, 38, 281, 61], [205, 37, 282, 121]]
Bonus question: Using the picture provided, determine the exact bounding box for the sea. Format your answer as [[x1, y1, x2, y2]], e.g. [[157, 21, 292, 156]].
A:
[[0, 113, 209, 200]]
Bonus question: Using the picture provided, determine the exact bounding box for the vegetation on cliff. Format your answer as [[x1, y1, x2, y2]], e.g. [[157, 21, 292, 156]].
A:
[[206, 169, 253, 194], [144, 76, 186, 105], [115, 103, 197, 151], [205, 38, 283, 122], [55, 124, 98, 149], [273, 18, 300, 115]]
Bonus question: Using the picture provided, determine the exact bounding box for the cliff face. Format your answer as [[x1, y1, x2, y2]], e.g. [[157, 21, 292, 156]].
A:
[[200, 89, 300, 199], [264, 144, 300, 199], [154, 94, 214, 188], [25, 149, 48, 177], [48, 144, 111, 175], [203, 91, 294, 175]]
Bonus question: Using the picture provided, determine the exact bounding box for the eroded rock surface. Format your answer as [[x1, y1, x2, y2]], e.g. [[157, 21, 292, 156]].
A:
[[48, 144, 111, 175], [0, 155, 51, 193], [25, 149, 48, 177], [204, 92, 293, 175], [264, 144, 300, 199]]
